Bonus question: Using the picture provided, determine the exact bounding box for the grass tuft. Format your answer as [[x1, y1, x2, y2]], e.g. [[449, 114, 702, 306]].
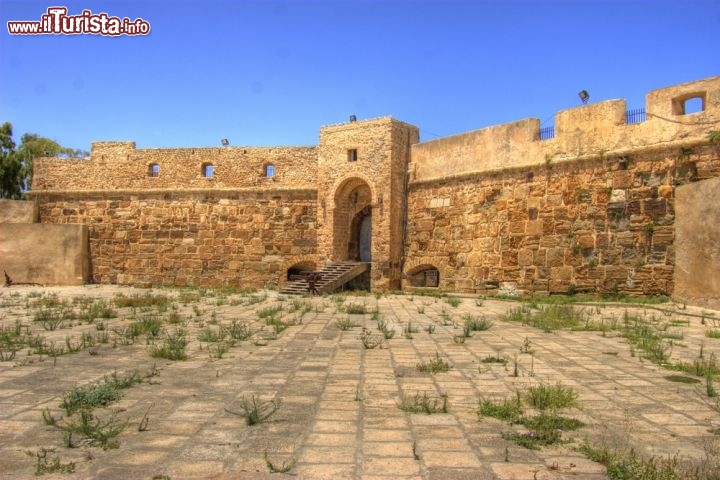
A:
[[416, 352, 451, 374], [478, 396, 522, 423], [398, 392, 448, 414], [226, 395, 281, 426], [526, 382, 578, 412], [149, 329, 188, 360]]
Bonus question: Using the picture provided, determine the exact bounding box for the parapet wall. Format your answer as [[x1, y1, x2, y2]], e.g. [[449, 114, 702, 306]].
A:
[[411, 76, 720, 181], [32, 143, 318, 191]]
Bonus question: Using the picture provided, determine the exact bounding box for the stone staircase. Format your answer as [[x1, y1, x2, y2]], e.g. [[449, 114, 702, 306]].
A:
[[279, 262, 370, 295]]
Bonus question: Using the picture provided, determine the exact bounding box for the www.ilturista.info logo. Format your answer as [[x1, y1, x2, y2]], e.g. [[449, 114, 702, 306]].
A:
[[7, 7, 150, 36]]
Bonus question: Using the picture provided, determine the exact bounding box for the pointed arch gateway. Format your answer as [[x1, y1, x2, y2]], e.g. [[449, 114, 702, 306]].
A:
[[332, 177, 373, 262]]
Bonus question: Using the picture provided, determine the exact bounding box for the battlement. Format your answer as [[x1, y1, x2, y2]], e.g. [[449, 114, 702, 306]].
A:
[[411, 76, 720, 182], [33, 142, 319, 191], [90, 141, 136, 158]]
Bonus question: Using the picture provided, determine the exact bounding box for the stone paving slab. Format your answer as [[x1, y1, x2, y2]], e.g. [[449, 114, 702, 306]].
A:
[[0, 285, 718, 479]]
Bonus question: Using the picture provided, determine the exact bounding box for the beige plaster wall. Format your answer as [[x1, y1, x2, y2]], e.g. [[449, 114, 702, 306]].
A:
[[674, 176, 720, 309], [0, 199, 37, 223], [0, 223, 88, 285]]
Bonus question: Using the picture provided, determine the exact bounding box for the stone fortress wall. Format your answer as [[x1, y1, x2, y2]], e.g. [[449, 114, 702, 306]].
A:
[[30, 143, 320, 287], [405, 76, 720, 298], [25, 76, 720, 303]]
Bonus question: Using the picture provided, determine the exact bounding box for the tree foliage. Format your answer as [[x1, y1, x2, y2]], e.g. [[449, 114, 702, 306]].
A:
[[0, 122, 85, 199]]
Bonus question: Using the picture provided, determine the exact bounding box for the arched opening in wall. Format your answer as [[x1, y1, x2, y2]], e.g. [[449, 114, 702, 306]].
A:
[[287, 261, 316, 281], [407, 265, 440, 288], [349, 206, 372, 262], [332, 178, 373, 262], [147, 163, 159, 177]]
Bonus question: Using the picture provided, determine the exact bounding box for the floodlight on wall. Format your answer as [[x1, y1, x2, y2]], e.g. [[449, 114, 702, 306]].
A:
[[221, 139, 229, 146], [349, 115, 357, 122], [578, 90, 590, 104]]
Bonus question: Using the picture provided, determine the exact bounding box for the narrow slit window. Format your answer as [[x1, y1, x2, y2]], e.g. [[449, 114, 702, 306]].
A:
[[347, 149, 358, 162]]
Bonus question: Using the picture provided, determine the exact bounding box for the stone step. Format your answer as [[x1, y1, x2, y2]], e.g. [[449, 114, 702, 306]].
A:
[[279, 262, 369, 295]]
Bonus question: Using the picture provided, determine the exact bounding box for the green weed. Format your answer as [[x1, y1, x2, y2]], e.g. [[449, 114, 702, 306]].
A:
[[149, 330, 188, 360], [445, 296, 461, 307], [264, 451, 295, 473], [462, 314, 494, 331], [44, 409, 127, 450], [525, 382, 578, 412], [28, 448, 75, 475], [478, 396, 522, 423], [416, 352, 451, 374], [706, 330, 720, 339], [359, 329, 384, 349], [113, 293, 170, 309], [481, 353, 508, 365], [505, 413, 584, 449], [336, 317, 359, 331], [226, 395, 281, 426], [398, 392, 448, 414], [344, 303, 367, 314]]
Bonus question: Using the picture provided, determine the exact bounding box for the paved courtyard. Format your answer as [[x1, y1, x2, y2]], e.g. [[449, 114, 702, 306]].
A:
[[0, 285, 718, 479]]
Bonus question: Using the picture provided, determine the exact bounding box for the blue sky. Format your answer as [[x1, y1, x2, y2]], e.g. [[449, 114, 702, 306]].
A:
[[1, 0, 718, 150]]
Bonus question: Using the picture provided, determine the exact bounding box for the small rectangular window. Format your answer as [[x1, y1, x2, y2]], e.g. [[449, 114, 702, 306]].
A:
[[672, 93, 706, 115], [202, 163, 214, 177], [682, 97, 704, 114], [347, 149, 358, 162]]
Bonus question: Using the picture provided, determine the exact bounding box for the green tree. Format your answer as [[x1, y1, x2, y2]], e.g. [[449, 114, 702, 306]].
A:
[[0, 122, 84, 199], [0, 122, 22, 199]]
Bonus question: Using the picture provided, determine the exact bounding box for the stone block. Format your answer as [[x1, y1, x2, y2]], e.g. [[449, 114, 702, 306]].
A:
[[415, 219, 434, 232], [547, 247, 565, 267], [604, 265, 628, 280], [577, 235, 595, 249], [658, 185, 673, 199], [509, 221, 525, 234], [612, 171, 632, 189], [518, 249, 534, 266], [643, 198, 667, 218]]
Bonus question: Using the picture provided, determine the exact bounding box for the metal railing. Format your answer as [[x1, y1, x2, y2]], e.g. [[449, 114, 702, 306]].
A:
[[539, 126, 555, 140], [626, 107, 646, 125]]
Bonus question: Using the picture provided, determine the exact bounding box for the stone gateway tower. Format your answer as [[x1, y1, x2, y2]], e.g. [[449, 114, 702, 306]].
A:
[[317, 117, 419, 290]]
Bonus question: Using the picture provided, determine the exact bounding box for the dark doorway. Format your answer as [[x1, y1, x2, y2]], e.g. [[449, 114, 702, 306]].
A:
[[349, 206, 371, 262], [359, 214, 371, 262]]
